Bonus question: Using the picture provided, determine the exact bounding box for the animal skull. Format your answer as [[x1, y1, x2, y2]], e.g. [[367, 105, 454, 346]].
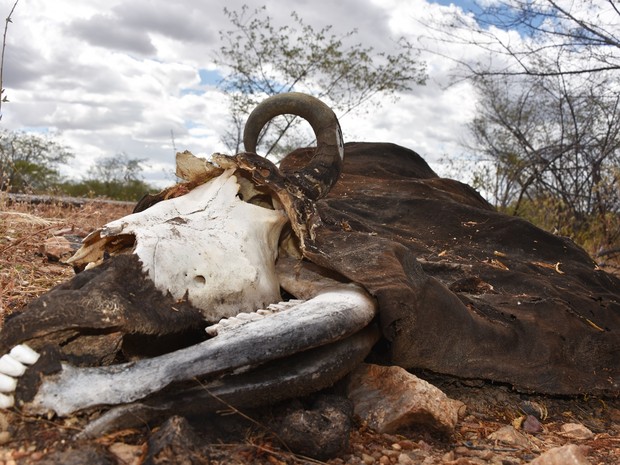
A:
[[98, 168, 287, 321], [0, 93, 379, 432]]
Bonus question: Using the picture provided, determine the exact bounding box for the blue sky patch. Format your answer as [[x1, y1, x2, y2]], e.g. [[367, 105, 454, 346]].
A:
[[428, 0, 477, 9], [198, 69, 222, 86]]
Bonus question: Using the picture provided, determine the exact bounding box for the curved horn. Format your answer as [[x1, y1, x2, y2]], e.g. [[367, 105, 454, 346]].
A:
[[243, 92, 344, 200]]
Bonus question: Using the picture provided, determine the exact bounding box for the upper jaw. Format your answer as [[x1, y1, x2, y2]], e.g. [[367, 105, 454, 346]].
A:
[[70, 155, 292, 322]]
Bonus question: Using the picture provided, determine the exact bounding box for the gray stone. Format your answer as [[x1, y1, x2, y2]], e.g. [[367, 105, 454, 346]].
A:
[[274, 394, 354, 461], [487, 425, 531, 449], [43, 235, 80, 263], [559, 423, 594, 440], [144, 415, 209, 465], [522, 414, 543, 434], [347, 363, 463, 434], [529, 444, 591, 465]]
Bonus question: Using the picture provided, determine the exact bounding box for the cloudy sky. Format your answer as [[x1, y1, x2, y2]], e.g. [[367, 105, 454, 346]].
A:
[[2, 0, 487, 186]]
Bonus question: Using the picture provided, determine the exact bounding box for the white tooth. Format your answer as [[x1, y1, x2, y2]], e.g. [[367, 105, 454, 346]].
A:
[[10, 344, 40, 365], [206, 300, 308, 336], [0, 374, 16, 393], [205, 325, 220, 336], [272, 300, 302, 310], [236, 312, 261, 321], [0, 355, 26, 377], [0, 393, 14, 409], [218, 318, 236, 327]]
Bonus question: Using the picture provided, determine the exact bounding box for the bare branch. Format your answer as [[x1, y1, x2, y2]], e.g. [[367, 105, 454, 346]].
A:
[[0, 0, 19, 120], [215, 6, 426, 157], [422, 0, 620, 79]]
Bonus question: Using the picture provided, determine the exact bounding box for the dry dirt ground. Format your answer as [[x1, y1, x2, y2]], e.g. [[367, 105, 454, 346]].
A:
[[0, 196, 618, 465]]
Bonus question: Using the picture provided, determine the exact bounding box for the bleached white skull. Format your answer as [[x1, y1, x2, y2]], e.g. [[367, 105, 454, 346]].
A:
[[100, 168, 287, 321]]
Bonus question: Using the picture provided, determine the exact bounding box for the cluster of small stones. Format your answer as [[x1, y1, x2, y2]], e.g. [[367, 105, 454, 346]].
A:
[[341, 435, 450, 465], [331, 432, 593, 465]]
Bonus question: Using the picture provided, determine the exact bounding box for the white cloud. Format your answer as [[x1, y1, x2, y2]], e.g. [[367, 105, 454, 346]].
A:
[[1, 0, 486, 186]]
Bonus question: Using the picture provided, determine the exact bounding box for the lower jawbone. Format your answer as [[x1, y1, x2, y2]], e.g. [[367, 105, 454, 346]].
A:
[[97, 168, 288, 322]]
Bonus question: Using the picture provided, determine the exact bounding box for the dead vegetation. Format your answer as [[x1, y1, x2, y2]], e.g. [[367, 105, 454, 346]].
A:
[[0, 194, 133, 317]]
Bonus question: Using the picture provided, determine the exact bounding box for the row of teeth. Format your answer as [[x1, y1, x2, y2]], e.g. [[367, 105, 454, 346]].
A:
[[205, 299, 305, 336], [0, 301, 306, 407], [0, 344, 40, 409]]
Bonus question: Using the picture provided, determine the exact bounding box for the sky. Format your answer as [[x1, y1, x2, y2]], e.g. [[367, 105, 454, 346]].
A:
[[1, 0, 488, 186]]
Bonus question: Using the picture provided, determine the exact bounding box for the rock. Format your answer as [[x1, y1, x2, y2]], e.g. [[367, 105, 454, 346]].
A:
[[559, 423, 594, 440], [0, 412, 8, 432], [487, 425, 530, 449], [43, 235, 81, 262], [144, 416, 209, 465], [529, 444, 591, 465], [441, 450, 455, 462], [108, 443, 143, 464], [522, 414, 543, 433], [347, 363, 463, 434], [362, 453, 375, 464], [0, 413, 9, 446], [274, 394, 354, 460], [0, 431, 10, 445]]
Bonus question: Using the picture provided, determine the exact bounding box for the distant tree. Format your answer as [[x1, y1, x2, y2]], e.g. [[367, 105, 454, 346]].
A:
[[61, 153, 155, 201], [87, 153, 146, 185], [216, 5, 427, 156], [424, 1, 620, 263], [0, 129, 73, 192], [466, 71, 620, 253], [430, 0, 620, 78]]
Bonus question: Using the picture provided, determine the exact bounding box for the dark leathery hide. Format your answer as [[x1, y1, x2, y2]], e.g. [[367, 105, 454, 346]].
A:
[[0, 254, 206, 365], [283, 142, 620, 395]]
